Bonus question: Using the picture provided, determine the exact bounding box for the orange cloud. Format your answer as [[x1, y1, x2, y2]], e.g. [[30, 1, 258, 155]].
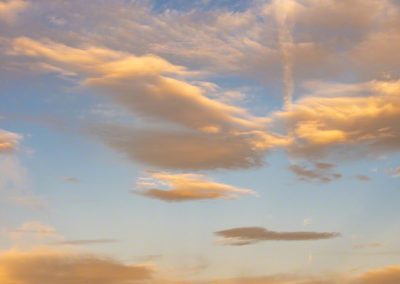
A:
[[11, 37, 265, 133], [0, 129, 21, 153], [0, 249, 153, 284], [275, 80, 400, 158], [0, 0, 28, 23], [10, 38, 289, 170], [134, 171, 256, 202], [356, 265, 400, 284]]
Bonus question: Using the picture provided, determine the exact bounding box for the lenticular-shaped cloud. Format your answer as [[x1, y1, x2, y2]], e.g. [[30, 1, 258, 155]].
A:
[[134, 171, 256, 202], [215, 227, 340, 246]]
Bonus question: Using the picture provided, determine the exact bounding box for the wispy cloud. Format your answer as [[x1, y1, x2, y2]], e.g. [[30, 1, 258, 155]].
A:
[[0, 129, 21, 153], [49, 239, 117, 246], [289, 162, 341, 183], [61, 176, 80, 183], [0, 0, 28, 23], [353, 242, 382, 249], [274, 0, 297, 109], [355, 175, 371, 182]]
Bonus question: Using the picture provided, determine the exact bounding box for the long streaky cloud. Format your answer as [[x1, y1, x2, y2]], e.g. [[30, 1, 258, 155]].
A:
[[49, 239, 118, 246], [215, 226, 340, 246]]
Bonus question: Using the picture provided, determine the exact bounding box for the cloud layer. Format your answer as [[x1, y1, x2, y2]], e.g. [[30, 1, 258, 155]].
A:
[[0, 0, 28, 23], [0, 249, 153, 284]]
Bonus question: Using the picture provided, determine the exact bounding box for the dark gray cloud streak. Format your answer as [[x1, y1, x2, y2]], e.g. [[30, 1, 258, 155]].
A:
[[215, 227, 340, 246]]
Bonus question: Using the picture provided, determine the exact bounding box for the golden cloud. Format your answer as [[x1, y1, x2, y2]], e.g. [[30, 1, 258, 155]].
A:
[[134, 171, 256, 202], [11, 37, 265, 133], [10, 38, 288, 170], [275, 80, 400, 158], [356, 265, 400, 284], [0, 249, 153, 284], [0, 0, 28, 23], [0, 129, 21, 153]]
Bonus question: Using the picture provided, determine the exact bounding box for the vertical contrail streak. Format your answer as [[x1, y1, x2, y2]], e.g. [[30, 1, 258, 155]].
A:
[[274, 0, 295, 110]]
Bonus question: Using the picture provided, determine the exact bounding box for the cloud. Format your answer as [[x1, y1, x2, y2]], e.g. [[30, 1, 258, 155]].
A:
[[49, 239, 117, 246], [206, 275, 334, 284], [214, 227, 340, 246], [389, 167, 400, 177], [3, 0, 400, 84], [273, 0, 297, 109], [10, 222, 56, 236], [6, 222, 63, 250], [182, 265, 400, 283], [0, 129, 21, 153], [353, 242, 382, 249], [0, 0, 28, 23], [92, 125, 285, 170], [303, 217, 312, 226], [275, 80, 400, 159], [356, 265, 400, 284], [10, 37, 290, 170], [0, 155, 26, 192], [145, 264, 400, 284], [204, 265, 400, 284], [11, 37, 265, 133], [0, 249, 154, 284], [355, 175, 371, 182], [61, 176, 80, 183], [0, 136, 44, 209], [289, 162, 341, 183], [134, 171, 256, 202], [3, 1, 400, 172]]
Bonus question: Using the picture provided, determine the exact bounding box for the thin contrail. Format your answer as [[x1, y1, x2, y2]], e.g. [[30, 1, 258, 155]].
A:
[[274, 0, 295, 110]]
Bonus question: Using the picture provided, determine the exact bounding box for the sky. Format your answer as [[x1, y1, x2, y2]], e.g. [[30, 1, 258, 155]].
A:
[[0, 0, 400, 283]]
